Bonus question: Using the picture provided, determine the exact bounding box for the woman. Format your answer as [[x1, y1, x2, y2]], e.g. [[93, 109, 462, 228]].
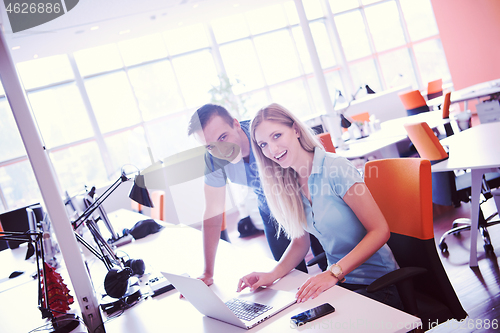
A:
[[237, 103, 401, 308]]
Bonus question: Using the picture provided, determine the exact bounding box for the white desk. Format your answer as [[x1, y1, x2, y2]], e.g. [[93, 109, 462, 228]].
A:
[[0, 211, 421, 332], [432, 122, 500, 267], [335, 110, 449, 160], [428, 78, 500, 109], [102, 212, 421, 332]]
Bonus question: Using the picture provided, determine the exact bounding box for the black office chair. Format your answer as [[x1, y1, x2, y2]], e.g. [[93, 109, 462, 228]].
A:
[[364, 158, 467, 330]]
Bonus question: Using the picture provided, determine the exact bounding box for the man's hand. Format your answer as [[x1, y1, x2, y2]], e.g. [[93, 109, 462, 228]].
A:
[[180, 272, 214, 299]]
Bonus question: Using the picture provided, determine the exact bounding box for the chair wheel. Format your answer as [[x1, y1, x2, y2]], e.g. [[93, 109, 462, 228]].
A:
[[439, 242, 448, 252], [484, 244, 494, 254]]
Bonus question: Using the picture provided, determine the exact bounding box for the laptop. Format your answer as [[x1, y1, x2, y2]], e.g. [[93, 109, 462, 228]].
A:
[[161, 272, 296, 329]]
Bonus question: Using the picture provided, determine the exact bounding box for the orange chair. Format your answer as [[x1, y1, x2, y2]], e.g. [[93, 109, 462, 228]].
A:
[[150, 190, 165, 221], [403, 122, 448, 161], [404, 122, 500, 252], [398, 90, 429, 116], [350, 112, 370, 123], [316, 133, 336, 153], [404, 121, 458, 207], [441, 92, 454, 137], [364, 158, 467, 330], [427, 79, 443, 100]]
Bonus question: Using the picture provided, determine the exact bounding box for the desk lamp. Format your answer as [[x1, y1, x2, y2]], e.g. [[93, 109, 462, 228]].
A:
[[0, 228, 80, 332], [70, 168, 153, 302]]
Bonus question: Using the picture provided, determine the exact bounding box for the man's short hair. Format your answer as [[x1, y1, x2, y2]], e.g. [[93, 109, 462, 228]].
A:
[[187, 104, 234, 136]]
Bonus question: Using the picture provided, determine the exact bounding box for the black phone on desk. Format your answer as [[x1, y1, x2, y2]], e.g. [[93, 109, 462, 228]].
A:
[[290, 303, 335, 327]]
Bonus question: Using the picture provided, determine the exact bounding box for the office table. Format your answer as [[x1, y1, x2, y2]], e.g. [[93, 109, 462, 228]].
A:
[[428, 78, 500, 110], [0, 210, 421, 332], [432, 122, 500, 267], [335, 110, 449, 160], [102, 211, 421, 332]]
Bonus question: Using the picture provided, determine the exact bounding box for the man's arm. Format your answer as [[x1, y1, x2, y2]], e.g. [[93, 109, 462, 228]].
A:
[[200, 183, 226, 285]]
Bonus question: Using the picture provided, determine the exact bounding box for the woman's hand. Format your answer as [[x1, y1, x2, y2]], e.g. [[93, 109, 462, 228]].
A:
[[296, 271, 337, 303], [237, 272, 277, 292]]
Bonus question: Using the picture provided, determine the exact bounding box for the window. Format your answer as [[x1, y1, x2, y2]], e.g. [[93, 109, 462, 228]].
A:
[[364, 1, 406, 52], [27, 84, 93, 148], [0, 160, 42, 209], [0, 98, 26, 161], [219, 39, 265, 93], [50, 142, 108, 194], [335, 10, 372, 61], [118, 34, 168, 66], [162, 24, 210, 56], [127, 60, 185, 120], [84, 72, 141, 133], [16, 54, 73, 89], [0, 0, 451, 212], [253, 29, 302, 85], [171, 50, 219, 108], [74, 44, 123, 77]]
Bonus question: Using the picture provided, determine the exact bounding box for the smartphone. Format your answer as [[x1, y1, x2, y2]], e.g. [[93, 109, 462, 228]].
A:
[[290, 303, 335, 327]]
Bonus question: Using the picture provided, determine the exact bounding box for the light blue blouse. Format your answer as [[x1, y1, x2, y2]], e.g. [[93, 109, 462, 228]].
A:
[[302, 147, 398, 285]]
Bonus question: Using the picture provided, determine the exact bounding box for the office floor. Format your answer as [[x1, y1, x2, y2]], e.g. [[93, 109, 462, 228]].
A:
[[224, 199, 500, 333]]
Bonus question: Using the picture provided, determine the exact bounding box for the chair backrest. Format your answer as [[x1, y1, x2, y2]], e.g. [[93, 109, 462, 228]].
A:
[[364, 158, 433, 240], [364, 158, 467, 325], [150, 190, 165, 221], [398, 90, 429, 116], [0, 222, 8, 251], [427, 79, 443, 100], [404, 122, 448, 161], [316, 133, 336, 153], [441, 92, 452, 119], [350, 112, 370, 123]]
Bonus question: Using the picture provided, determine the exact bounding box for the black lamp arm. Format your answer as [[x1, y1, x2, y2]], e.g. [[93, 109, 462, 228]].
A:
[[72, 173, 129, 231], [0, 231, 51, 320]]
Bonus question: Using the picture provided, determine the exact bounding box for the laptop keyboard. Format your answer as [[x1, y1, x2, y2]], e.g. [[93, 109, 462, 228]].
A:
[[225, 298, 273, 321]]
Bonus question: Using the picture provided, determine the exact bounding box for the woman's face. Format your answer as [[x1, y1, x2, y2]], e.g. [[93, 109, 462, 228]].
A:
[[254, 120, 302, 169]]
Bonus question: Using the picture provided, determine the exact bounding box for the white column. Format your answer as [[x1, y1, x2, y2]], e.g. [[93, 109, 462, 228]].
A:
[[294, 0, 342, 147], [0, 28, 104, 332]]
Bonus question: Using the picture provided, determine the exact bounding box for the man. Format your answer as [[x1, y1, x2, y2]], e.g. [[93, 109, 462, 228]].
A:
[[187, 104, 323, 286]]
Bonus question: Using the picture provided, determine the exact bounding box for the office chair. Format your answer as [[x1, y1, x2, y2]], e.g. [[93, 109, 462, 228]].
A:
[[399, 90, 430, 116], [427, 79, 443, 100], [0, 222, 8, 251], [441, 92, 455, 138], [404, 122, 500, 253], [364, 158, 467, 330], [316, 133, 336, 153], [150, 190, 165, 221]]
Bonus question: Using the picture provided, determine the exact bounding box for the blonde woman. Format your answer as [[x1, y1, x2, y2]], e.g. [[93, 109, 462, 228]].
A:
[[237, 103, 401, 308]]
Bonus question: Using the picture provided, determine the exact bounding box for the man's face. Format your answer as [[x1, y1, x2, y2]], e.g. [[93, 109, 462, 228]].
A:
[[194, 115, 242, 163]]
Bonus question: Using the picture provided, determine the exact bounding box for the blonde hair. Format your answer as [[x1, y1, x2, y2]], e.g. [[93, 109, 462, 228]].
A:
[[251, 103, 323, 239]]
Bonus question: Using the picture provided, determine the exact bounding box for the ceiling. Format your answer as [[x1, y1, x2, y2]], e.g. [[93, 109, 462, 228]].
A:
[[0, 0, 285, 63]]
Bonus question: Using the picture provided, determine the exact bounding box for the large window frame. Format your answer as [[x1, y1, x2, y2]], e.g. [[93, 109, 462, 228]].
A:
[[0, 0, 450, 212]]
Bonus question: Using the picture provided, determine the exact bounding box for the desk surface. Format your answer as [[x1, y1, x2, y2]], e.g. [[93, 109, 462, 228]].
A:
[[336, 110, 448, 160], [428, 78, 500, 108], [0, 211, 421, 332], [101, 211, 421, 333], [432, 122, 500, 172]]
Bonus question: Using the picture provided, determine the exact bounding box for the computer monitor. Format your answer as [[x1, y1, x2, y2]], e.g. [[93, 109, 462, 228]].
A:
[[0, 203, 43, 249]]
